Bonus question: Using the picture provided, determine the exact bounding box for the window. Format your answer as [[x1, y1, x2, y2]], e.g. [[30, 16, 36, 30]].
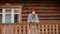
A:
[[14, 8, 19, 23], [14, 14, 19, 23], [5, 9, 11, 13], [0, 9, 2, 23], [0, 8, 19, 23], [0, 9, 2, 13], [14, 9, 19, 13], [5, 14, 11, 23]]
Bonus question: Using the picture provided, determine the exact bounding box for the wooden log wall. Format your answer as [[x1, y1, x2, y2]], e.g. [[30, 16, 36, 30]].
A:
[[22, 3, 60, 23]]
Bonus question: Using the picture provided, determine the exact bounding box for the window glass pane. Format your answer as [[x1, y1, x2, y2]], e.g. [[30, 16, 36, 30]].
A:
[[5, 9, 11, 13], [0, 9, 2, 13], [0, 14, 2, 23], [14, 9, 19, 13], [5, 14, 11, 23], [14, 14, 19, 23]]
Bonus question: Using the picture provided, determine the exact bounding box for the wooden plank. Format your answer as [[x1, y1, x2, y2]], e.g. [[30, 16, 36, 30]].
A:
[[15, 25, 17, 34], [6, 25, 8, 34], [49, 24, 51, 34], [22, 10, 60, 12], [45, 24, 48, 34], [19, 24, 22, 34], [23, 6, 60, 10], [22, 16, 60, 19], [23, 4, 60, 7], [11, 24, 14, 34], [2, 25, 4, 34], [56, 24, 58, 34], [23, 25, 26, 34], [42, 24, 44, 34], [30, 24, 33, 34], [53, 24, 55, 34], [34, 24, 36, 34], [22, 14, 60, 17], [19, 6, 23, 23], [0, 4, 22, 8], [38, 24, 40, 34], [27, 24, 29, 34]]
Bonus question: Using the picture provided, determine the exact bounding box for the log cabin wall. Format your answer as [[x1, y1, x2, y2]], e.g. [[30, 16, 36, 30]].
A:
[[22, 1, 60, 23]]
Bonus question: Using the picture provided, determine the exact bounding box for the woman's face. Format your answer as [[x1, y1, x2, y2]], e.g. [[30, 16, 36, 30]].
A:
[[32, 11, 35, 17], [32, 11, 35, 14]]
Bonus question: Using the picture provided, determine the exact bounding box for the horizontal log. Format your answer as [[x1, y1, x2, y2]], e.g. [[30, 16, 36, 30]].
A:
[[22, 17, 60, 19], [22, 18, 60, 21], [23, 7, 60, 10], [23, 4, 60, 7], [22, 20, 60, 23], [22, 16, 60, 18], [22, 10, 60, 14], [23, 9, 60, 12], [23, 8, 60, 10], [22, 12, 60, 14], [22, 10, 60, 12], [22, 14, 60, 17], [22, 19, 60, 21]]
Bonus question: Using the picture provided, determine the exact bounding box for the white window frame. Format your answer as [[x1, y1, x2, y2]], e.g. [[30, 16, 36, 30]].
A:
[[2, 9, 5, 23], [12, 9, 14, 23], [2, 8, 19, 23]]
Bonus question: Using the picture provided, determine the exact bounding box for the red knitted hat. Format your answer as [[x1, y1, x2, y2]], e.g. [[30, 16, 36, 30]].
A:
[[31, 8, 35, 12]]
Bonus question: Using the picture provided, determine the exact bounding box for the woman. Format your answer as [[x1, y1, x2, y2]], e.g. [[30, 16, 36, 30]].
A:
[[28, 8, 39, 23]]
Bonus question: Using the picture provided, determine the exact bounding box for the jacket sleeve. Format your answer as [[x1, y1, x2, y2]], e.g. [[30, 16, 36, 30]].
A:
[[35, 14, 39, 22], [28, 14, 31, 23]]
